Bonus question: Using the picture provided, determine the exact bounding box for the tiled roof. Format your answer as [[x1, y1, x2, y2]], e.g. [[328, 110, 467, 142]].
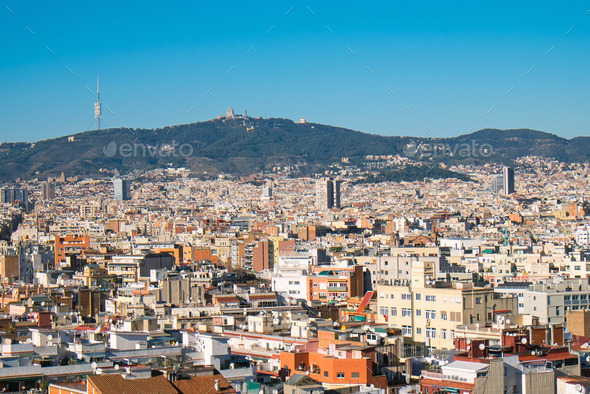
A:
[[88, 374, 178, 394], [171, 374, 237, 394]]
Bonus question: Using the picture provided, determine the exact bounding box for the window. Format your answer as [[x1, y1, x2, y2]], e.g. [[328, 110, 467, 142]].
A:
[[426, 328, 436, 338], [451, 330, 456, 339], [402, 293, 412, 301], [441, 329, 447, 340], [402, 326, 412, 336], [426, 310, 436, 320], [391, 308, 397, 316], [351, 372, 360, 379], [415, 293, 422, 300], [441, 311, 448, 320], [416, 327, 422, 335], [324, 371, 328, 377], [426, 295, 436, 302], [475, 297, 482, 304], [416, 309, 422, 317], [337, 372, 345, 379], [402, 308, 412, 317], [379, 307, 389, 316]]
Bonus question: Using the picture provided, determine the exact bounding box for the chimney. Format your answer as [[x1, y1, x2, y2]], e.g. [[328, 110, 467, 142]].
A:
[[214, 379, 220, 391]]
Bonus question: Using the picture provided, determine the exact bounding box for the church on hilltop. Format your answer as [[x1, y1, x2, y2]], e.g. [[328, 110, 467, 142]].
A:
[[225, 106, 248, 119]]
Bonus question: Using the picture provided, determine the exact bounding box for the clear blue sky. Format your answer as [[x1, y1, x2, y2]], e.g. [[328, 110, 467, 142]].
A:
[[1, 1, 589, 142]]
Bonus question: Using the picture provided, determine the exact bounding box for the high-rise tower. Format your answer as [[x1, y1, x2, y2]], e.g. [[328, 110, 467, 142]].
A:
[[94, 76, 102, 130], [315, 178, 341, 210], [113, 178, 131, 201], [503, 167, 515, 195]]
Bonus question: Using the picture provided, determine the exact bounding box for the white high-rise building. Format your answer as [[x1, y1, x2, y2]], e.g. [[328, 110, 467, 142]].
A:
[[315, 178, 341, 210]]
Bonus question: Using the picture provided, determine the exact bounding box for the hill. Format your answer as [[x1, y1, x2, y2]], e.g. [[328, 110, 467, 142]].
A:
[[0, 117, 587, 181]]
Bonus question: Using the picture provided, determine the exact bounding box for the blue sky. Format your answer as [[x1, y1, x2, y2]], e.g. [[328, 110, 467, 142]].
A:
[[0, 1, 589, 142]]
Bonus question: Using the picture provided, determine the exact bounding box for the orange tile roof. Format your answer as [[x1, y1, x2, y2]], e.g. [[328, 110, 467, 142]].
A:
[[171, 374, 237, 394], [88, 374, 178, 394]]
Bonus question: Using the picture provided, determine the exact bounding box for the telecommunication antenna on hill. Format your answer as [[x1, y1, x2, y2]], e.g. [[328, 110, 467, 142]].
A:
[[94, 76, 102, 130]]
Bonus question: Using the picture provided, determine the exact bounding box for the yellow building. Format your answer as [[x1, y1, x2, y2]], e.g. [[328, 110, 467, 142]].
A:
[[80, 264, 116, 288], [376, 261, 517, 353]]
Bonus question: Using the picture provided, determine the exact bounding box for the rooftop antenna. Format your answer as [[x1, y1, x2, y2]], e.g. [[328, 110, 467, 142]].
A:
[[94, 76, 102, 130]]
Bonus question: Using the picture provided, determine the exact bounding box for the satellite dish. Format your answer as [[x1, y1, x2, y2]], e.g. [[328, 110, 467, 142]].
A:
[[505, 318, 511, 325], [521, 337, 528, 345], [575, 384, 584, 393], [479, 343, 486, 351], [467, 345, 471, 351], [114, 364, 120, 370], [46, 341, 53, 346], [47, 335, 53, 341], [91, 362, 98, 370], [466, 339, 472, 345], [531, 350, 536, 356]]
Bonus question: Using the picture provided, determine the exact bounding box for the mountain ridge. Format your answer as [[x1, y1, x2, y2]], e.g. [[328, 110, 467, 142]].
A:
[[0, 118, 587, 181]]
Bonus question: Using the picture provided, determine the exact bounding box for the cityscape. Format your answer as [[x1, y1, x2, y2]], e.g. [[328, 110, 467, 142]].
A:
[[1, 2, 590, 394]]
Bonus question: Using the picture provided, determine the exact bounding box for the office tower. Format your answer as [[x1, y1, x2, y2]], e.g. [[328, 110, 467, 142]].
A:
[[41, 181, 55, 200], [333, 179, 341, 209], [0, 189, 12, 204], [1, 188, 28, 207], [491, 174, 503, 194], [315, 178, 341, 210], [113, 178, 131, 201], [503, 167, 515, 195]]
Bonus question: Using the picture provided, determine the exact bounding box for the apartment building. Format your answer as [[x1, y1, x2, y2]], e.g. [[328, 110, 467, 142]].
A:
[[518, 278, 590, 325], [107, 253, 175, 284], [376, 261, 517, 351], [280, 347, 387, 389], [54, 235, 91, 266], [307, 265, 363, 302], [420, 356, 554, 394], [355, 254, 440, 291]]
